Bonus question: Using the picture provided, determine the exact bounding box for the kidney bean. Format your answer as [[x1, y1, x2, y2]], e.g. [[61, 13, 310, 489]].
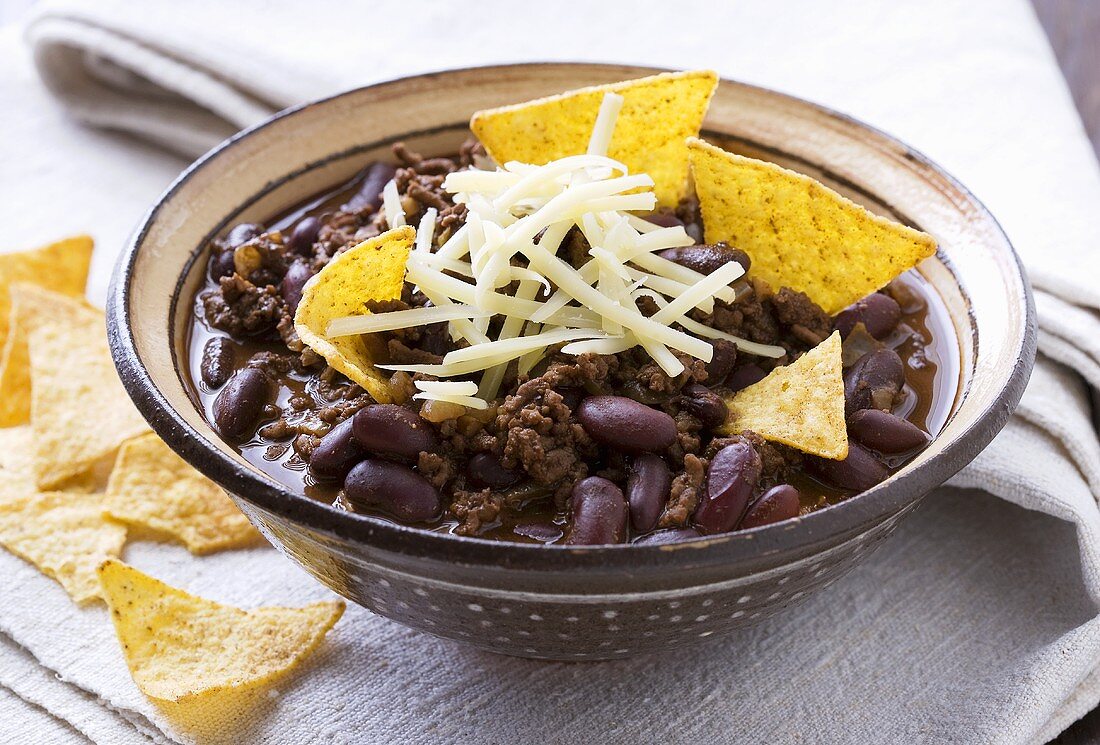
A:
[[633, 527, 701, 545], [806, 440, 890, 492], [467, 452, 521, 489], [280, 260, 313, 316], [309, 419, 365, 480], [343, 162, 397, 213], [643, 211, 685, 229], [681, 383, 728, 430], [694, 442, 762, 534], [705, 339, 738, 385], [576, 396, 677, 453], [199, 337, 235, 388], [740, 484, 801, 529], [225, 222, 262, 248], [848, 409, 929, 454], [352, 404, 438, 461], [343, 459, 441, 522], [834, 293, 902, 340], [565, 476, 627, 545], [287, 216, 321, 256], [727, 364, 768, 392], [212, 367, 271, 441], [208, 248, 236, 280], [626, 454, 671, 533], [844, 349, 905, 416], [657, 243, 751, 275]]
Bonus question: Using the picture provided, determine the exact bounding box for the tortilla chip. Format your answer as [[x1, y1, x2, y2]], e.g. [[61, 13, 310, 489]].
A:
[[0, 425, 102, 495], [0, 491, 126, 604], [294, 227, 413, 402], [105, 433, 263, 554], [471, 71, 717, 206], [21, 286, 150, 488], [0, 237, 95, 426], [720, 332, 848, 459], [98, 560, 344, 701], [687, 138, 937, 315]]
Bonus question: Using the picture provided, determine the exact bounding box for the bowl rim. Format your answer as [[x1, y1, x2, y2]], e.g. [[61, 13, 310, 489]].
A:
[[107, 62, 1036, 571]]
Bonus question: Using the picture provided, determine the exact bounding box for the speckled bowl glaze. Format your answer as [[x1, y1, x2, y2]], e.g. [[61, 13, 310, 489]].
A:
[[108, 63, 1035, 660]]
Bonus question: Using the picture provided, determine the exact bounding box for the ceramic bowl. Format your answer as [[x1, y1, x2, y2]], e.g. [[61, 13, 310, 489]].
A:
[[107, 63, 1035, 660]]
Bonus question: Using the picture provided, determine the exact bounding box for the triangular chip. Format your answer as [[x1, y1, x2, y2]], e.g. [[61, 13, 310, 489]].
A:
[[294, 227, 413, 402], [688, 138, 937, 315], [720, 331, 848, 459], [105, 433, 263, 554], [22, 285, 150, 488], [0, 236, 95, 425], [0, 491, 126, 604], [471, 71, 717, 206], [105, 433, 262, 553], [98, 560, 344, 701], [0, 425, 102, 495]]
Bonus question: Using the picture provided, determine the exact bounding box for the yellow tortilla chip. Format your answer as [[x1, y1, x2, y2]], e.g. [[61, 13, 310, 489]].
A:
[[721, 332, 848, 459], [0, 491, 126, 604], [105, 433, 263, 554], [22, 286, 150, 488], [98, 560, 344, 701], [0, 237, 95, 426], [472, 70, 718, 206], [687, 138, 937, 315], [0, 425, 102, 495], [294, 227, 413, 402]]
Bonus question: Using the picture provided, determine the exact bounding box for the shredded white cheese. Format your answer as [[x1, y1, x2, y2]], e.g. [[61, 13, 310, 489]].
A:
[[328, 92, 775, 407], [381, 179, 406, 229]]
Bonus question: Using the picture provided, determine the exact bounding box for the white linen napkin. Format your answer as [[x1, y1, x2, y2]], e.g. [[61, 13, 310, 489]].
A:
[[5, 0, 1100, 742]]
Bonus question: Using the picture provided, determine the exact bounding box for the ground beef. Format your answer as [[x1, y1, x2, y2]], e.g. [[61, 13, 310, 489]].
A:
[[495, 356, 612, 492], [387, 338, 443, 366], [202, 275, 283, 337], [659, 453, 706, 527], [449, 489, 504, 535], [418, 451, 454, 490], [772, 287, 832, 346]]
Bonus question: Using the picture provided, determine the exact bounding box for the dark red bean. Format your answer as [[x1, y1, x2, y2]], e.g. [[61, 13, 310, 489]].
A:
[[806, 440, 890, 492], [466, 452, 521, 489], [740, 484, 801, 529], [344, 162, 397, 213], [727, 364, 768, 392], [694, 442, 762, 535], [844, 349, 905, 416], [565, 476, 627, 545], [705, 340, 738, 386], [287, 216, 321, 256], [848, 409, 929, 454], [681, 383, 728, 430], [199, 337, 235, 388], [225, 222, 262, 248], [633, 527, 701, 545], [834, 293, 902, 340], [626, 454, 671, 533], [281, 260, 313, 316], [208, 248, 236, 280], [643, 210, 685, 229], [576, 396, 677, 453], [352, 404, 438, 462], [657, 243, 751, 275], [212, 367, 271, 441], [343, 459, 441, 522], [309, 419, 365, 480]]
